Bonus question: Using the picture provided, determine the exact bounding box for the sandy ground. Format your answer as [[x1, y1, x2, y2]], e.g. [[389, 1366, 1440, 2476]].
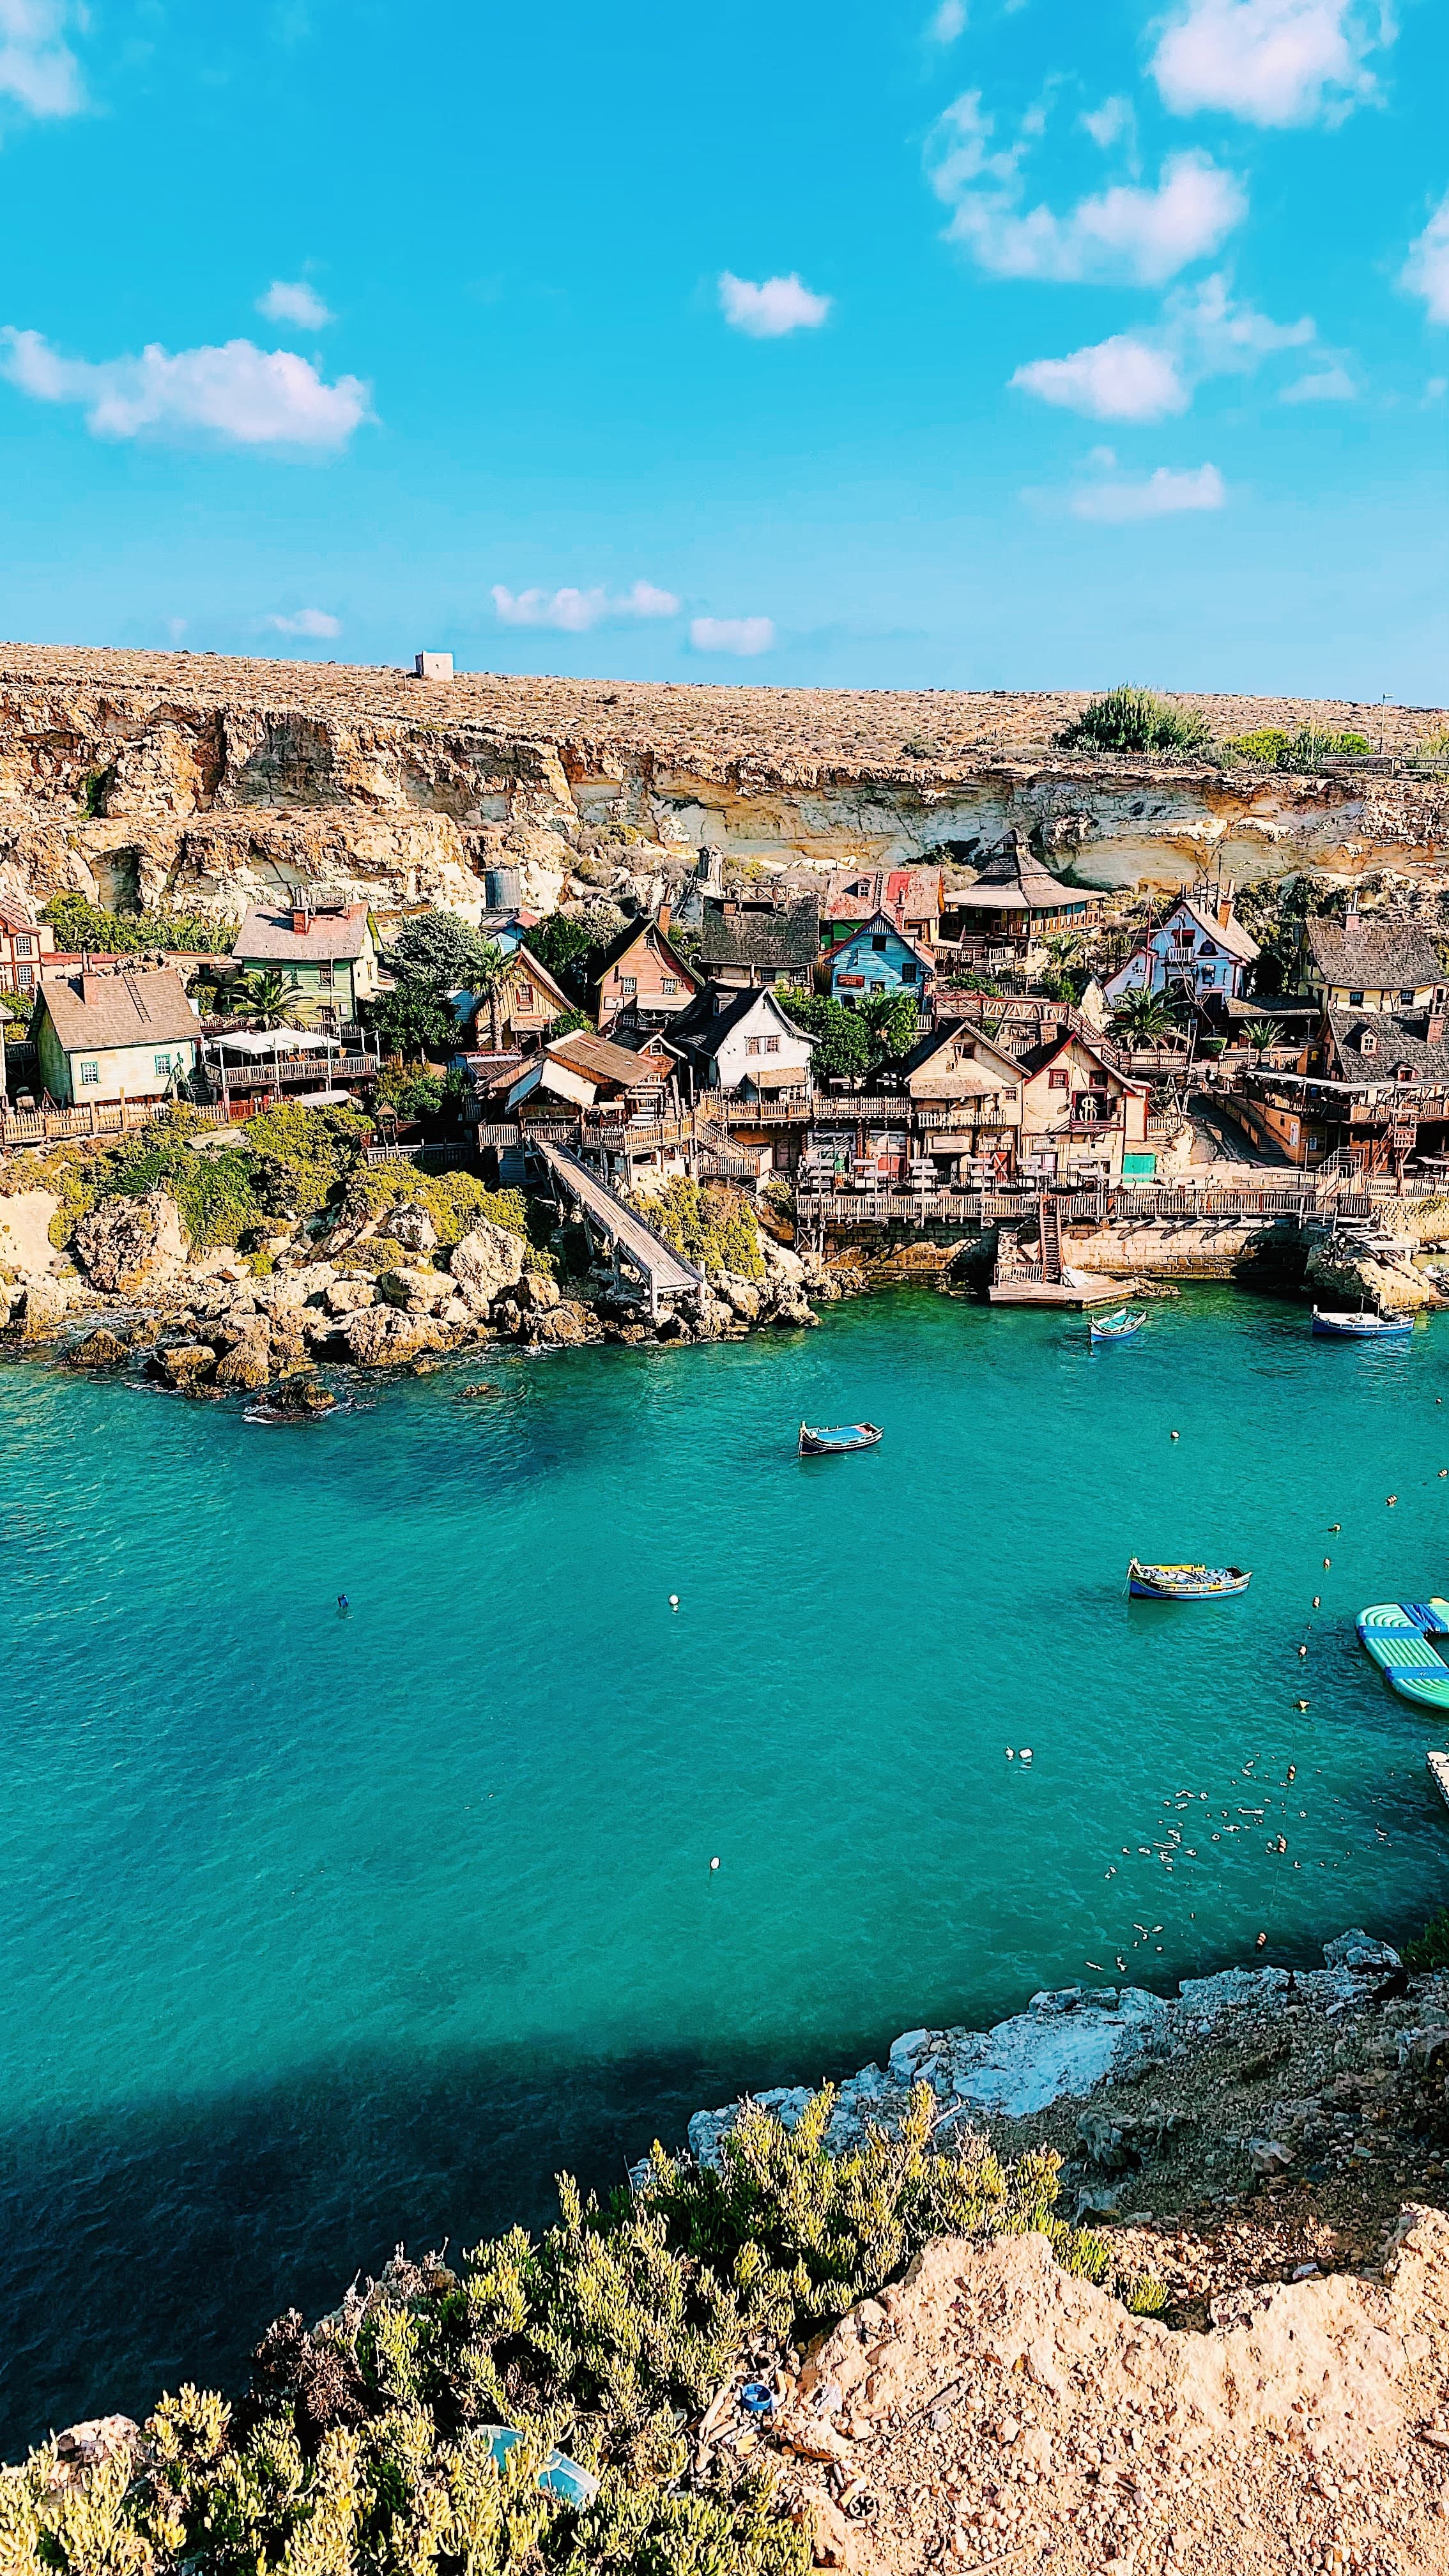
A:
[[0, 1188, 61, 1275]]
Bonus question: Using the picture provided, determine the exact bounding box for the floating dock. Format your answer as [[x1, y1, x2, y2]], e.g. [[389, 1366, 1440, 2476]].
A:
[[988, 1274, 1128, 1310], [1427, 1750, 1449, 1816]]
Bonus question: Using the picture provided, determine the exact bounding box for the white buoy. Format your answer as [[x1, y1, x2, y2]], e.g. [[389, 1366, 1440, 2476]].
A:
[[1005, 1747, 1015, 1759], [669, 1595, 680, 1609], [1020, 1747, 1034, 1761], [710, 1856, 720, 1870]]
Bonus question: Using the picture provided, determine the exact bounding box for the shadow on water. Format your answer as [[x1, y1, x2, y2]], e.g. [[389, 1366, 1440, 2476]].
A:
[[0, 2030, 871, 2456]]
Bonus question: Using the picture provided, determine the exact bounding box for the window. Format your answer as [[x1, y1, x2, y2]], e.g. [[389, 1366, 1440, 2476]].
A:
[[620, 976, 637, 995], [661, 976, 678, 995], [1401, 991, 1416, 1006], [1396, 1065, 1414, 1082], [13, 935, 31, 958], [871, 934, 887, 952], [153, 1052, 172, 1077], [318, 961, 335, 988], [1349, 990, 1365, 1006], [1361, 1033, 1378, 1057], [765, 1035, 779, 1054], [1048, 1068, 1068, 1091], [79, 1059, 98, 1085], [746, 1036, 762, 1056], [13, 965, 32, 991], [902, 962, 917, 983]]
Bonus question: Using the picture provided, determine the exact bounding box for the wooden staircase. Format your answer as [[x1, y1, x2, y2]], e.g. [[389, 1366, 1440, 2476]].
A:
[[1039, 1192, 1064, 1284]]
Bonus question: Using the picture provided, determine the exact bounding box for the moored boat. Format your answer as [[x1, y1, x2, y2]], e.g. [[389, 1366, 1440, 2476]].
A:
[[1127, 1558, 1251, 1600], [1311, 1307, 1414, 1339], [1356, 1598, 1449, 1708], [1091, 1308, 1146, 1342], [799, 1421, 883, 1455]]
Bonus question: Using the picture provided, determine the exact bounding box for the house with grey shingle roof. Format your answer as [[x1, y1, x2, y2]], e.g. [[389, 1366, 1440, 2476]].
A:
[[33, 967, 199, 1105], [696, 893, 820, 990], [232, 898, 383, 1029], [1299, 913, 1446, 1015]]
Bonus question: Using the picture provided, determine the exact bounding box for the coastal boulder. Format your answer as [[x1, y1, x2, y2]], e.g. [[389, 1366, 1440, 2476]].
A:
[[73, 1190, 187, 1293], [325, 1277, 375, 1315], [1324, 1929, 1402, 1974], [530, 1298, 603, 1346], [450, 1220, 527, 1305], [214, 1340, 272, 1390], [377, 1266, 450, 1315], [18, 1274, 75, 1338], [149, 1342, 218, 1394], [512, 1271, 560, 1314], [390, 1201, 438, 1254], [342, 1306, 448, 1367], [65, 1326, 130, 1370]]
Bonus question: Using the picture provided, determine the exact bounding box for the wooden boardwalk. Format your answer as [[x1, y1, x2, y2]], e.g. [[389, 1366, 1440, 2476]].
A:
[[530, 1138, 702, 1315]]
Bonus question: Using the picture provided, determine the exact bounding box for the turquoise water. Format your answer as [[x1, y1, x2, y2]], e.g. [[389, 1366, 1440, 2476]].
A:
[[4, 1287, 1449, 2447]]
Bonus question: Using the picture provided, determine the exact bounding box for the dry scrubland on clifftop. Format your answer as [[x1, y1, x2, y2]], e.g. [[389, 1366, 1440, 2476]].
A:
[[1, 641, 1448, 926]]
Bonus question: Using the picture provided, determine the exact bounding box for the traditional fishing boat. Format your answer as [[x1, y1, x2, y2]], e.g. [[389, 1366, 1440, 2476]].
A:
[[1127, 1559, 1252, 1600], [1356, 1598, 1449, 1708], [1311, 1307, 1414, 1339], [1091, 1308, 1146, 1342], [798, 1421, 883, 1455]]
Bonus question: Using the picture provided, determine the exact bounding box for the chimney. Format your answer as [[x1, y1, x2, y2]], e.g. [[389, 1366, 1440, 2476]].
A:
[[657, 901, 672, 935], [1216, 893, 1233, 929], [81, 967, 105, 1006], [1430, 1014, 1446, 1045], [291, 902, 311, 937]]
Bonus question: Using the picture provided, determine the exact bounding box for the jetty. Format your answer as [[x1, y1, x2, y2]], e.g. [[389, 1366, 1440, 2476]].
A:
[[530, 1137, 703, 1319]]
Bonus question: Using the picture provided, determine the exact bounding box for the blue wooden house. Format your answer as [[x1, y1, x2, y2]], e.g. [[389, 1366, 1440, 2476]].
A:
[[821, 910, 935, 1004]]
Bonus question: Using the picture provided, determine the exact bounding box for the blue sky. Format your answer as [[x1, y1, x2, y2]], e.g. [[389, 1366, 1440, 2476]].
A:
[[0, 0, 1445, 700]]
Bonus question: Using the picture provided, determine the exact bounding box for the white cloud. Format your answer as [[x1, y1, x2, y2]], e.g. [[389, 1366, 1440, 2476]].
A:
[[1402, 192, 1449, 325], [1151, 0, 1390, 128], [927, 96, 1246, 285], [0, 1, 83, 118], [1071, 462, 1227, 522], [718, 272, 831, 337], [689, 615, 775, 656], [1080, 95, 1135, 150], [1013, 335, 1188, 421], [1427, 376, 1448, 402], [0, 328, 372, 447], [491, 579, 680, 632], [266, 608, 341, 636], [927, 0, 966, 38], [1011, 272, 1313, 420], [1280, 363, 1356, 401], [258, 280, 334, 329]]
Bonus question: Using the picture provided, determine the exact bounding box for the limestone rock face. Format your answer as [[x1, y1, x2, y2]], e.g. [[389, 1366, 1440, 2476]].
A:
[[342, 1306, 448, 1367], [325, 1277, 374, 1315], [213, 1341, 272, 1390], [530, 1299, 604, 1347], [450, 1221, 527, 1303], [1303, 1241, 1439, 1314], [19, 1275, 74, 1337], [150, 1342, 218, 1393], [512, 1270, 560, 1314], [390, 1202, 438, 1254], [73, 1190, 187, 1292]]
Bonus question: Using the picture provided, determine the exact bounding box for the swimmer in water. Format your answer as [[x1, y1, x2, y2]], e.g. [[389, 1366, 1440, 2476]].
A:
[[337, 1593, 349, 1614]]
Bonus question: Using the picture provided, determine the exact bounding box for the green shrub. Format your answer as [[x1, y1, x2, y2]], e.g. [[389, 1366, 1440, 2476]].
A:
[[634, 1179, 763, 1280], [1054, 687, 1213, 758], [0, 2086, 1131, 2575], [42, 892, 233, 953], [1404, 1907, 1449, 1972], [341, 1163, 530, 1250], [1124, 2271, 1168, 2317], [1220, 726, 1372, 769]]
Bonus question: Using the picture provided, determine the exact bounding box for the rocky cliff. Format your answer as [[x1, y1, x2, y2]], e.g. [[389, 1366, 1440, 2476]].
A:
[[1, 642, 1446, 928]]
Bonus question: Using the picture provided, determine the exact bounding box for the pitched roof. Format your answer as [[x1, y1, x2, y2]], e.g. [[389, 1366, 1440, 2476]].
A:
[[1323, 1009, 1449, 1085], [954, 832, 1087, 916], [893, 1016, 1020, 1088], [821, 866, 943, 923], [233, 902, 372, 963], [1173, 897, 1260, 964], [501, 944, 572, 1011], [547, 1028, 667, 1088], [665, 983, 815, 1057], [696, 893, 820, 972], [1305, 913, 1442, 992], [820, 910, 935, 973], [591, 916, 703, 990], [40, 967, 199, 1055], [1018, 1026, 1149, 1092]]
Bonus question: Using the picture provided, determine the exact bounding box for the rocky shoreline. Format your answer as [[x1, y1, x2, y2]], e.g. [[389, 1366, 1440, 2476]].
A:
[[0, 1184, 845, 1395]]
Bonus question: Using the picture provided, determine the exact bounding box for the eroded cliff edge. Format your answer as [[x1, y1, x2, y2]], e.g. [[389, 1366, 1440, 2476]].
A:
[[1, 643, 1447, 925]]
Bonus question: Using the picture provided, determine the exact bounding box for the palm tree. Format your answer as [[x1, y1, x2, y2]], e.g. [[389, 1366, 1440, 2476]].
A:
[[238, 969, 300, 1029], [1110, 984, 1179, 1044], [1242, 1017, 1284, 1061]]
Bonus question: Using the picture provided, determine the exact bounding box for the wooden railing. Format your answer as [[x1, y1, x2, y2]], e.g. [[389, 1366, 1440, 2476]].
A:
[[204, 1050, 381, 1089], [0, 1098, 229, 1145]]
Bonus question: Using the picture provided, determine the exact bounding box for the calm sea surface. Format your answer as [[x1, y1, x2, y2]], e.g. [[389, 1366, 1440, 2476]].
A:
[[4, 1285, 1449, 2448]]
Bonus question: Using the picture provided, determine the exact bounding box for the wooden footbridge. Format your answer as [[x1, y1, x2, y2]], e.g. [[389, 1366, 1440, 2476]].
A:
[[530, 1138, 703, 1319]]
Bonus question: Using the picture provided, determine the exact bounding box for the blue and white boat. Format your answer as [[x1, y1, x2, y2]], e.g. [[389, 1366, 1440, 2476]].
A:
[[1311, 1307, 1413, 1339], [1091, 1308, 1146, 1342]]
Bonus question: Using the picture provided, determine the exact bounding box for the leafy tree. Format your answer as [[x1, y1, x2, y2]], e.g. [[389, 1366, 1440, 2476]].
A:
[[1109, 985, 1182, 1043], [366, 980, 459, 1059], [42, 893, 233, 954], [1241, 1018, 1284, 1057], [528, 904, 631, 1000], [1220, 726, 1371, 769], [859, 989, 919, 1064], [544, 1006, 593, 1041], [774, 988, 870, 1083], [1055, 687, 1213, 758], [387, 911, 503, 991]]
